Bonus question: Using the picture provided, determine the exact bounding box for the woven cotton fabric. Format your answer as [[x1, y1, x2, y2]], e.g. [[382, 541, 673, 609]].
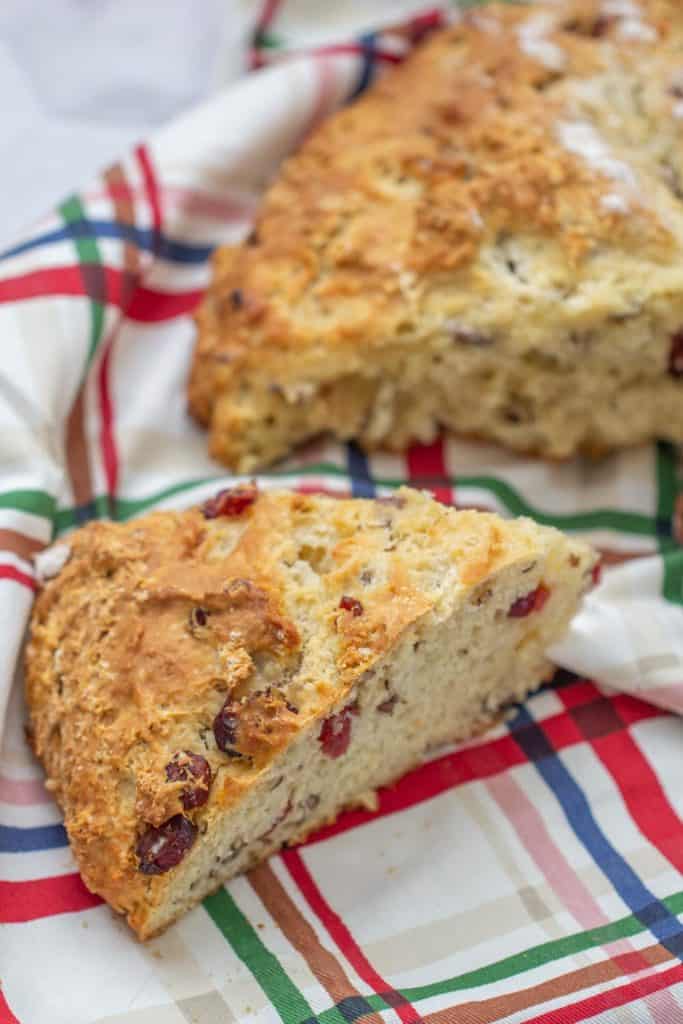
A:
[[2, 3, 683, 1021]]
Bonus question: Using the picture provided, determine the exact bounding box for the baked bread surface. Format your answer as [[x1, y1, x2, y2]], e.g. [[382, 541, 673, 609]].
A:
[[190, 0, 683, 469], [26, 487, 594, 938]]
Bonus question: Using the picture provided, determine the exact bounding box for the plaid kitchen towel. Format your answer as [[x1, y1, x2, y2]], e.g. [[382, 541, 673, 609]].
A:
[[3, 2, 683, 1021]]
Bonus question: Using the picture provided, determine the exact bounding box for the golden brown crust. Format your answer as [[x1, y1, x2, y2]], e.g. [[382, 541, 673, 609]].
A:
[[25, 486, 589, 934], [26, 498, 302, 919], [190, 0, 683, 468]]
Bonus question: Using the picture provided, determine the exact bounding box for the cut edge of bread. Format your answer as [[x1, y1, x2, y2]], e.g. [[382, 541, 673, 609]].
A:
[[128, 516, 592, 939]]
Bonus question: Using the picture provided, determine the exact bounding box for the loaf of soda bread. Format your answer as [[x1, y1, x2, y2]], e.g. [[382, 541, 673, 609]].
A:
[[190, 0, 683, 470], [25, 485, 595, 938]]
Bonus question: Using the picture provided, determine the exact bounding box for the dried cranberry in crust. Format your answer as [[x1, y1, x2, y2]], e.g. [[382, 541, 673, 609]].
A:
[[202, 482, 258, 519], [319, 705, 357, 758], [590, 15, 613, 37], [339, 595, 363, 616], [675, 494, 683, 546], [136, 815, 197, 875], [165, 750, 212, 810], [591, 562, 603, 587], [669, 331, 683, 378], [190, 607, 208, 628], [377, 694, 398, 715], [213, 702, 243, 757], [508, 584, 551, 618]]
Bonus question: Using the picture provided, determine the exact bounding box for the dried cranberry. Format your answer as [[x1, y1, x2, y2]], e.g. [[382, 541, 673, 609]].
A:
[[319, 706, 356, 758], [165, 750, 212, 810], [230, 289, 244, 310], [190, 607, 208, 628], [213, 702, 242, 757], [136, 815, 197, 874], [508, 584, 551, 618], [592, 562, 603, 587], [339, 595, 363, 616], [590, 16, 612, 37], [377, 694, 398, 715], [669, 331, 683, 378], [675, 495, 683, 546], [202, 482, 258, 519]]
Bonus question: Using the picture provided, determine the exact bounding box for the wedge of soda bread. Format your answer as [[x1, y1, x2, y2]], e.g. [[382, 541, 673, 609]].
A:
[[190, 0, 683, 469], [25, 486, 596, 938]]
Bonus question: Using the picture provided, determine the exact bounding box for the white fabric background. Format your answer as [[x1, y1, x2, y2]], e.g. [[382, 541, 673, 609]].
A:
[[0, 1, 253, 246]]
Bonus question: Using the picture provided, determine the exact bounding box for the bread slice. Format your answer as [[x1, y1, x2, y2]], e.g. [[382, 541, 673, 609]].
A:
[[190, 0, 683, 470], [25, 486, 595, 938]]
